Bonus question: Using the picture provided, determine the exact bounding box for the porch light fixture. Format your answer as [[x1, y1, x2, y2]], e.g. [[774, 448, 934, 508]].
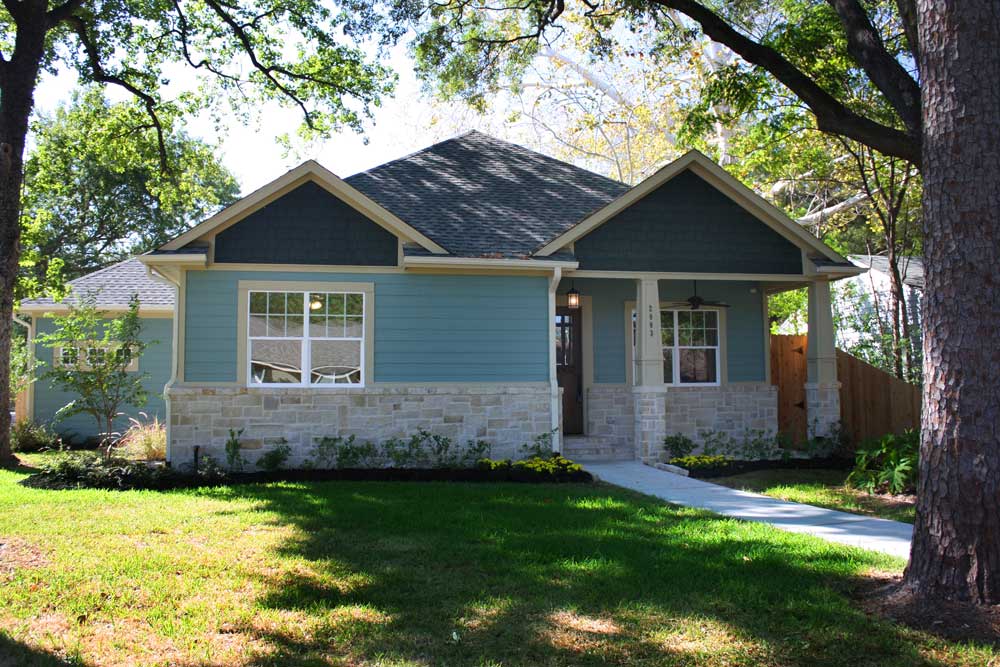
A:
[[566, 284, 581, 309]]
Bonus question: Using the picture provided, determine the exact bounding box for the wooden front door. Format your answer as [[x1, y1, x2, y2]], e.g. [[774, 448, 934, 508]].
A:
[[556, 307, 584, 434]]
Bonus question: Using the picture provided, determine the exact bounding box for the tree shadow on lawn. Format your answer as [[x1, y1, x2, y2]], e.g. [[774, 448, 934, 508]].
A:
[[0, 632, 81, 666], [208, 481, 948, 667]]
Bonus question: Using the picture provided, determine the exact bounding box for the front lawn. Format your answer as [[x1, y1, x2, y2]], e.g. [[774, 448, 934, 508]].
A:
[[710, 468, 917, 524], [0, 460, 986, 666]]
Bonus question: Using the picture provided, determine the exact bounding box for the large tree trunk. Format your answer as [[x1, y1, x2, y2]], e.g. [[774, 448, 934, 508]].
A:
[[0, 14, 47, 464], [904, 0, 1000, 603]]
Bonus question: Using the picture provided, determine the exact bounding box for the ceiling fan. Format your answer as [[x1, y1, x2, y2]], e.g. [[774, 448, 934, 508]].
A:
[[664, 281, 730, 310]]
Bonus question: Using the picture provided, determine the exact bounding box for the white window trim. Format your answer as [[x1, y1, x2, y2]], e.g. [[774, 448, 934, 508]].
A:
[[53, 343, 140, 372], [237, 280, 375, 389], [626, 302, 726, 387]]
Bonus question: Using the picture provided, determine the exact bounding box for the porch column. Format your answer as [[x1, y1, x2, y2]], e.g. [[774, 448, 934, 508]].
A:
[[806, 279, 841, 439], [632, 278, 667, 461]]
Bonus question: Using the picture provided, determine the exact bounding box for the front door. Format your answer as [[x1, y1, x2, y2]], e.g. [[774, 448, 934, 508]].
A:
[[556, 307, 583, 434]]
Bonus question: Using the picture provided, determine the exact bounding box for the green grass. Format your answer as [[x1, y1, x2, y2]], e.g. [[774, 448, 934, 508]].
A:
[[0, 458, 987, 666], [710, 469, 917, 524]]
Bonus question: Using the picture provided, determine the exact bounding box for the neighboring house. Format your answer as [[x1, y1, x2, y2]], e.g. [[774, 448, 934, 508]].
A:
[[17, 132, 861, 462], [839, 254, 924, 353], [17, 259, 174, 443]]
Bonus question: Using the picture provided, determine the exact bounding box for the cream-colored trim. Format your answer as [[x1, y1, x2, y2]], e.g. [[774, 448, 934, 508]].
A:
[[13, 314, 36, 423], [137, 253, 207, 267], [17, 306, 174, 317], [208, 262, 406, 274], [404, 255, 578, 271], [159, 160, 447, 255], [547, 268, 562, 452], [761, 287, 772, 385], [624, 300, 728, 386], [235, 280, 375, 387], [556, 294, 593, 434], [536, 149, 846, 263], [567, 270, 812, 282]]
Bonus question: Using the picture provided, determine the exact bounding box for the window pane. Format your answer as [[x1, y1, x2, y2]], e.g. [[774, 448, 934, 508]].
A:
[[311, 340, 361, 384], [662, 348, 674, 384], [677, 311, 693, 328], [266, 316, 285, 337], [705, 329, 719, 346], [308, 293, 325, 315], [345, 316, 363, 338], [286, 293, 304, 315], [61, 347, 78, 365], [660, 311, 675, 346], [679, 348, 717, 384], [309, 313, 326, 337], [250, 340, 302, 384], [250, 292, 268, 314], [268, 292, 286, 314], [327, 294, 345, 315], [346, 294, 363, 316], [87, 348, 103, 366], [704, 311, 718, 328], [691, 329, 706, 346], [249, 314, 268, 337], [286, 315, 304, 337], [678, 328, 693, 346]]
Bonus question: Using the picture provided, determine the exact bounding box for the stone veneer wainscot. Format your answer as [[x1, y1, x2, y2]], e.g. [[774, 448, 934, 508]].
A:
[[167, 384, 553, 466]]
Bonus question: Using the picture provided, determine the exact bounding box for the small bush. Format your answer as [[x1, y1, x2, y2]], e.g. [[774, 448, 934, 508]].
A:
[[847, 429, 919, 495], [519, 430, 556, 458], [257, 441, 291, 472], [115, 413, 166, 460], [662, 433, 696, 460], [669, 454, 733, 471], [478, 454, 589, 482], [10, 419, 61, 453], [225, 428, 247, 471], [334, 435, 378, 468]]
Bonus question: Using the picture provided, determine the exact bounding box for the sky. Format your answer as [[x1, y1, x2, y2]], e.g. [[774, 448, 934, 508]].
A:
[[33, 44, 504, 195]]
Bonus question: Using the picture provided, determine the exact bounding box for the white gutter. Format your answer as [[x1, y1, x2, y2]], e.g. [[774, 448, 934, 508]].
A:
[[548, 267, 562, 454], [145, 265, 181, 464]]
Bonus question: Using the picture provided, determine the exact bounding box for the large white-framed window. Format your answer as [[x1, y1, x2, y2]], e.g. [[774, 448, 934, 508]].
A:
[[248, 290, 366, 387], [631, 307, 722, 386]]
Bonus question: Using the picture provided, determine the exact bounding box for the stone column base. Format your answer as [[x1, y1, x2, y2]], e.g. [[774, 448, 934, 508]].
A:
[[633, 387, 668, 462], [805, 381, 841, 439]]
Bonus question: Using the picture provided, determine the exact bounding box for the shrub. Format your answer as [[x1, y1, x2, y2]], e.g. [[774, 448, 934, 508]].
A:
[[25, 452, 226, 491], [115, 413, 166, 460], [519, 430, 556, 458], [333, 435, 378, 468], [847, 429, 919, 495], [257, 441, 291, 472], [669, 454, 733, 471], [10, 419, 61, 453], [477, 454, 589, 482], [662, 433, 696, 460], [225, 428, 247, 471]]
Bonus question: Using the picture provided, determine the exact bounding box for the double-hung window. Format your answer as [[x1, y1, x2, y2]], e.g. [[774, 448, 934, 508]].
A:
[[661, 309, 720, 385], [248, 290, 365, 386]]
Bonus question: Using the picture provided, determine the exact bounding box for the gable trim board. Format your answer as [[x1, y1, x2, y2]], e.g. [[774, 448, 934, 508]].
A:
[[534, 150, 847, 267], [158, 160, 448, 256]]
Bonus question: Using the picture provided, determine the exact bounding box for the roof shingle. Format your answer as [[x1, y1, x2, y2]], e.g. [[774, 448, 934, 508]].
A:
[[19, 259, 174, 309]]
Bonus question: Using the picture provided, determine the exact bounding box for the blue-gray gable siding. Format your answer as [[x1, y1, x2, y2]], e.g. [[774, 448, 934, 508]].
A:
[[574, 170, 803, 274], [184, 270, 549, 383], [32, 316, 172, 443], [563, 278, 766, 383], [213, 181, 399, 266]]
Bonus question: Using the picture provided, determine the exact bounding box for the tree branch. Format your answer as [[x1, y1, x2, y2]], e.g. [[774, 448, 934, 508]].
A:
[[826, 0, 921, 135], [46, 0, 85, 27], [894, 0, 920, 64], [67, 16, 170, 172], [648, 0, 921, 166]]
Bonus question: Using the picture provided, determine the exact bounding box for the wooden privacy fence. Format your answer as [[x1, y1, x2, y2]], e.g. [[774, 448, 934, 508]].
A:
[[770, 334, 921, 446]]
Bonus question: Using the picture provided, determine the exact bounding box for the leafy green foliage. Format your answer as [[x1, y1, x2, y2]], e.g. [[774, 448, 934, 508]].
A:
[[24, 451, 226, 490], [477, 454, 589, 482], [18, 89, 240, 301], [36, 295, 152, 448], [519, 430, 556, 458], [663, 433, 696, 460], [323, 431, 493, 469], [257, 441, 292, 472], [225, 428, 248, 471], [10, 420, 61, 453], [8, 330, 39, 399], [668, 454, 733, 471], [847, 430, 919, 495]]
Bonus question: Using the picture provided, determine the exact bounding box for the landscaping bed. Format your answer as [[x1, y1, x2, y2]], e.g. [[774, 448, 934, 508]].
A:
[[671, 454, 853, 479]]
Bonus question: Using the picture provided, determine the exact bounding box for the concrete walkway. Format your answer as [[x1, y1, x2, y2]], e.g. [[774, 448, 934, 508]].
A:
[[587, 461, 912, 559]]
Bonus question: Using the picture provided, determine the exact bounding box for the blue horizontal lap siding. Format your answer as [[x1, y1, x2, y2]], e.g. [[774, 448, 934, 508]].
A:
[[564, 278, 765, 384], [184, 271, 549, 383], [32, 317, 172, 443], [574, 170, 803, 274]]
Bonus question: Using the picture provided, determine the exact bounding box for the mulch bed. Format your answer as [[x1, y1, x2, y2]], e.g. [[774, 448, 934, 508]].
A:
[[683, 456, 854, 479], [854, 573, 1000, 646]]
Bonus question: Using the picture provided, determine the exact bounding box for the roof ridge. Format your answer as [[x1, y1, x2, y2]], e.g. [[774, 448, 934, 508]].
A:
[[67, 257, 139, 286], [345, 130, 481, 181]]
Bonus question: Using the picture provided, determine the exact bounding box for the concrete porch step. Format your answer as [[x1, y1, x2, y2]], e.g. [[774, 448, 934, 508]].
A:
[[562, 436, 634, 462]]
